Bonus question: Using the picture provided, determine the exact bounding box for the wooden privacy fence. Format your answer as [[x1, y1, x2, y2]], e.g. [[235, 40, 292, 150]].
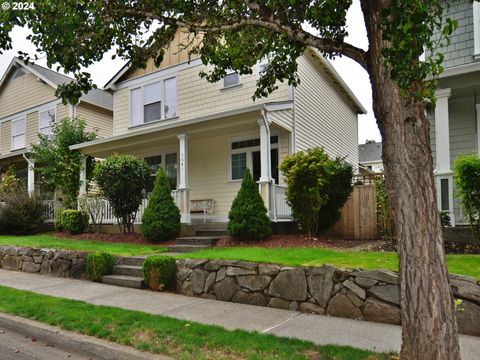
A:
[[329, 184, 378, 240]]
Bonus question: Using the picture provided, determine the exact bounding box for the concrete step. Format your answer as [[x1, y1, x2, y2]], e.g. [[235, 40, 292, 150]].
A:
[[113, 265, 143, 277], [116, 256, 146, 267], [175, 236, 220, 246], [166, 244, 211, 253], [102, 275, 146, 289], [195, 230, 228, 237]]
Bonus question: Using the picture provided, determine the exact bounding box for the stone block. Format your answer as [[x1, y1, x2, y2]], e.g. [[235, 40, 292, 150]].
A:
[[190, 268, 208, 294], [451, 278, 480, 305], [204, 272, 216, 293], [326, 293, 363, 320], [307, 265, 335, 307], [237, 275, 271, 291], [269, 269, 307, 301], [364, 297, 401, 325], [343, 279, 366, 300], [22, 261, 41, 273], [2, 255, 21, 271], [214, 278, 239, 301], [368, 285, 400, 306], [232, 290, 268, 306], [300, 302, 325, 314], [258, 263, 280, 276], [355, 276, 378, 288], [267, 297, 292, 310], [355, 269, 399, 285], [456, 299, 480, 336], [226, 267, 256, 276]]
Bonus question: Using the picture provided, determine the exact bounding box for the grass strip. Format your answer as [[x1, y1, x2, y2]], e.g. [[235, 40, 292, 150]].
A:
[[176, 247, 480, 280], [0, 234, 166, 256], [0, 285, 396, 360]]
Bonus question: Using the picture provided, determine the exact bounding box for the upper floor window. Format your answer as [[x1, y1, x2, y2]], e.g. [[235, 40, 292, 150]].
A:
[[223, 69, 240, 88], [39, 108, 55, 139], [11, 117, 26, 150], [130, 76, 177, 127]]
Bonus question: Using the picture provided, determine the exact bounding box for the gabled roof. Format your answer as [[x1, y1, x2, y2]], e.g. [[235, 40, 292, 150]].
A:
[[359, 142, 382, 163], [0, 57, 113, 111]]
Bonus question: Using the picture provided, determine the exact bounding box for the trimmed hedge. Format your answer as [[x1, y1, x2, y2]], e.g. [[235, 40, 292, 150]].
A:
[[228, 169, 272, 240], [141, 168, 181, 242], [60, 210, 88, 234], [142, 256, 176, 291], [86, 252, 116, 282]]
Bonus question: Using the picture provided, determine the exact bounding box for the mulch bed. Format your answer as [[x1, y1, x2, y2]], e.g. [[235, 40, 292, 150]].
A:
[[215, 234, 385, 251]]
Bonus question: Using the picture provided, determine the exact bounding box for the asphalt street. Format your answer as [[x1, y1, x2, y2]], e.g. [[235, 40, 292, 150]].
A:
[[0, 327, 90, 360]]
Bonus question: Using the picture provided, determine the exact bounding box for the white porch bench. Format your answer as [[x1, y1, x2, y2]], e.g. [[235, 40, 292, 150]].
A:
[[190, 199, 215, 223]]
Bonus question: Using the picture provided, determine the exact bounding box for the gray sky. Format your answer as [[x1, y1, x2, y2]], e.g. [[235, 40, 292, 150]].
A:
[[0, 0, 381, 144]]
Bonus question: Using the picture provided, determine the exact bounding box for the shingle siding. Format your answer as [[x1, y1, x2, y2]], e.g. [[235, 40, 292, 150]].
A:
[[427, 0, 476, 69]]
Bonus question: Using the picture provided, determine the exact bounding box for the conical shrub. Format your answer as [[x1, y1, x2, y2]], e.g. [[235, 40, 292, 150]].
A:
[[228, 169, 272, 240], [141, 168, 181, 242]]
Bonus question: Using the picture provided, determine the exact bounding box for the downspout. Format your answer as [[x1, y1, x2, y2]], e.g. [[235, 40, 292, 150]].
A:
[[22, 153, 35, 196], [260, 108, 273, 219]]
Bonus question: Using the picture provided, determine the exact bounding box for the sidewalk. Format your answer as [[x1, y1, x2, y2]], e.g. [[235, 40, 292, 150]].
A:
[[0, 269, 478, 359]]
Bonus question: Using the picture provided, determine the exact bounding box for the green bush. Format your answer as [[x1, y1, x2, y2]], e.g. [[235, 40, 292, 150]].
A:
[[93, 154, 150, 233], [142, 256, 176, 291], [54, 210, 64, 232], [317, 158, 353, 232], [454, 154, 480, 243], [59, 209, 88, 234], [141, 168, 180, 242], [0, 189, 45, 235], [86, 252, 116, 282], [280, 148, 354, 235], [228, 169, 272, 240]]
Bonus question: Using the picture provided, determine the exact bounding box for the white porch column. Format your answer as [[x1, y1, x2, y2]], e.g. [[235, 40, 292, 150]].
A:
[[257, 116, 272, 217], [27, 159, 35, 196], [79, 156, 87, 195], [177, 133, 190, 223], [434, 88, 455, 225], [434, 88, 451, 172]]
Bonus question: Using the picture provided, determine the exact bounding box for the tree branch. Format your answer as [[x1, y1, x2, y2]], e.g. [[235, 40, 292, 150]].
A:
[[117, 8, 368, 70]]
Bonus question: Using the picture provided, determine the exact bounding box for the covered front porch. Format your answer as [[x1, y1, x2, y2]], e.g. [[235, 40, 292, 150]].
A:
[[72, 105, 293, 224]]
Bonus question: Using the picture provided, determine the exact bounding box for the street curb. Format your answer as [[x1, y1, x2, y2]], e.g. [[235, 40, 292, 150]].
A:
[[0, 312, 171, 360]]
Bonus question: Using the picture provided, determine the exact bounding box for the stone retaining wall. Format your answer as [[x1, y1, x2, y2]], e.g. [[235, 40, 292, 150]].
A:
[[176, 259, 480, 336], [0, 246, 88, 279]]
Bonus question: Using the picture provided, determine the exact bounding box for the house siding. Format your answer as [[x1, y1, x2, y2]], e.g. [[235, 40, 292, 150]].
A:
[[56, 104, 69, 120], [427, 0, 475, 69], [113, 63, 290, 135], [76, 103, 113, 138], [0, 72, 57, 118], [294, 56, 359, 167], [1, 121, 11, 153], [26, 112, 38, 147], [269, 109, 293, 131]]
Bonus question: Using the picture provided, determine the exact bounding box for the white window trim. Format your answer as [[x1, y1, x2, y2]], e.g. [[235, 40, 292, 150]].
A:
[[435, 175, 455, 226], [38, 106, 57, 139], [228, 132, 279, 182], [143, 149, 179, 188], [474, 3, 480, 58], [11, 116, 26, 151], [129, 76, 178, 128]]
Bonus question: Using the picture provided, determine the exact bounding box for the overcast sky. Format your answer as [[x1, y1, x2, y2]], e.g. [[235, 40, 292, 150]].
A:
[[0, 0, 381, 144]]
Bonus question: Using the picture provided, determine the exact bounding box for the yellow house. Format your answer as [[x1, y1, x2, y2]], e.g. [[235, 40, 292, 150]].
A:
[[72, 32, 366, 223], [0, 58, 113, 196]]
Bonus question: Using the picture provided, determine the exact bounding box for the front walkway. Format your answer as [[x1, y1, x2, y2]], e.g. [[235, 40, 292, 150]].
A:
[[0, 269, 478, 358]]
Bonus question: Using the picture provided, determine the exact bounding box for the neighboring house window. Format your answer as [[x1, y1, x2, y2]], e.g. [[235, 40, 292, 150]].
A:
[[11, 117, 26, 150], [230, 135, 279, 183], [39, 108, 55, 139], [440, 178, 450, 211], [144, 152, 178, 193], [474, 3, 480, 58], [223, 69, 240, 88], [130, 77, 178, 127]]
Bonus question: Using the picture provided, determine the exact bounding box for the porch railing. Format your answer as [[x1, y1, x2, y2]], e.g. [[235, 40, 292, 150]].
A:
[[271, 184, 292, 221]]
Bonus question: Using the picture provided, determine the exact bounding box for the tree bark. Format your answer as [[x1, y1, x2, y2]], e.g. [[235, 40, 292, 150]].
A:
[[361, 1, 461, 359]]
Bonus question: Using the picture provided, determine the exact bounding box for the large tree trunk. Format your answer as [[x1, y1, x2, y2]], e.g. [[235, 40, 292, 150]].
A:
[[361, 1, 461, 359]]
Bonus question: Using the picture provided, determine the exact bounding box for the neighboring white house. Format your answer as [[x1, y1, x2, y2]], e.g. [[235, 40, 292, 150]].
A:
[[427, 0, 480, 226], [0, 58, 113, 196], [358, 142, 383, 173], [71, 29, 366, 223]]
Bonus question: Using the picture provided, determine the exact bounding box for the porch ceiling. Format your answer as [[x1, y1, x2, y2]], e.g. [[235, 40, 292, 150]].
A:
[[75, 111, 262, 158]]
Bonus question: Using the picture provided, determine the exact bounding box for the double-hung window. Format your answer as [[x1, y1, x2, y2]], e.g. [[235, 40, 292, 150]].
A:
[[39, 108, 55, 139], [130, 76, 178, 127], [230, 135, 279, 183], [11, 117, 26, 150]]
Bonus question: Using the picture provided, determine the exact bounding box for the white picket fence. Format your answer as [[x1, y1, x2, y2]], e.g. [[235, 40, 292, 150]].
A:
[[271, 184, 292, 221]]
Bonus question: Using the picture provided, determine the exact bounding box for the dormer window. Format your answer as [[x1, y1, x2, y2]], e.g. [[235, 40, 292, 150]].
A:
[[223, 69, 240, 88], [130, 76, 177, 127]]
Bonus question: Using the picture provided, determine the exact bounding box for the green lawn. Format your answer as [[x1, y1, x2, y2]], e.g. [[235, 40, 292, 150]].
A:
[[0, 286, 394, 360], [176, 247, 480, 280], [0, 234, 166, 256]]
